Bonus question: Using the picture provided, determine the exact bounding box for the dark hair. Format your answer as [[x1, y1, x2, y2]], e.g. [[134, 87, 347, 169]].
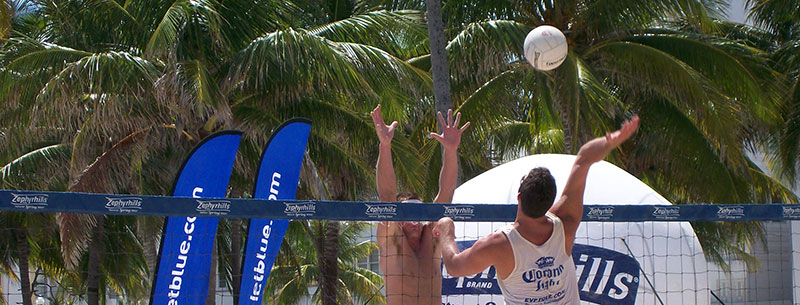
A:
[[396, 192, 421, 202], [518, 167, 557, 218]]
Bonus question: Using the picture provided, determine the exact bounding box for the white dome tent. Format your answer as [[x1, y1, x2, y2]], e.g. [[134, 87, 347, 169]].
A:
[[445, 154, 709, 305]]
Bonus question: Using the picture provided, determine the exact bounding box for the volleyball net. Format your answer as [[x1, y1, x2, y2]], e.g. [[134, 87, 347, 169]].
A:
[[1, 189, 798, 305]]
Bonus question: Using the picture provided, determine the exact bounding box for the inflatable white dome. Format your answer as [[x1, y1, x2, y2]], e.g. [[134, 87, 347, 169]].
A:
[[444, 154, 709, 305]]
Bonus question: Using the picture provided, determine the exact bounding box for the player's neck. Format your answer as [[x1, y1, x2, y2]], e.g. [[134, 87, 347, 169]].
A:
[[404, 229, 425, 254], [514, 214, 554, 245]]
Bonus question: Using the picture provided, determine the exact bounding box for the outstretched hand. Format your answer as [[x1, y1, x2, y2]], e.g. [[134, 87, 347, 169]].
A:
[[578, 116, 640, 164], [371, 104, 398, 145], [431, 109, 471, 151]]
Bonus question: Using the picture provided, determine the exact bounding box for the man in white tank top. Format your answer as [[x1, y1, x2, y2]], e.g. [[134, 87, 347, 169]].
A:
[[434, 116, 639, 305]]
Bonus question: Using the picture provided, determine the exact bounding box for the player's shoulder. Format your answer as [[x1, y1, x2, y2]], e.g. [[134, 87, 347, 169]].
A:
[[474, 231, 511, 249]]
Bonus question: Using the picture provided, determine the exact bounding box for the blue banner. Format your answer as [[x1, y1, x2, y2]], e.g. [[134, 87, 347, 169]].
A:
[[150, 131, 242, 305], [238, 119, 311, 305]]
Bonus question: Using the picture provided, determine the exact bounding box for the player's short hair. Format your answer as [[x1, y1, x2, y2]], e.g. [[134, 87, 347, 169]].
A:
[[518, 167, 557, 218], [397, 192, 421, 202]]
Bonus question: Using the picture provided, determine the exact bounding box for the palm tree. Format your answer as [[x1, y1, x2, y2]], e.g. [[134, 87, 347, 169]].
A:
[[262, 220, 383, 305], [1, 1, 430, 304], [742, 0, 800, 186], [398, 0, 800, 267]]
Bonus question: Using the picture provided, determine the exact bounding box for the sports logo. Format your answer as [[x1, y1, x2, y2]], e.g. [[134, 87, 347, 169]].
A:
[[783, 206, 800, 219], [196, 200, 231, 215], [652, 206, 680, 220], [443, 205, 475, 220], [716, 206, 745, 220], [284, 202, 316, 217], [536, 256, 555, 268], [105, 197, 142, 213], [586, 207, 614, 220], [364, 204, 397, 219], [574, 244, 639, 304], [9, 193, 48, 209]]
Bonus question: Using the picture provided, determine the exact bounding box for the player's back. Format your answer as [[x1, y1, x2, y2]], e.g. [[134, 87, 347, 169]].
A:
[[497, 213, 580, 305]]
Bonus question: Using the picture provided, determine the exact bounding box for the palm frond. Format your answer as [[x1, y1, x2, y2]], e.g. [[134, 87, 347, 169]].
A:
[[310, 10, 428, 59], [446, 20, 528, 96], [0, 143, 70, 189], [145, 0, 224, 57]]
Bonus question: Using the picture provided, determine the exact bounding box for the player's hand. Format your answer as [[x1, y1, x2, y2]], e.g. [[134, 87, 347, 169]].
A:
[[578, 116, 639, 164], [433, 217, 455, 239], [431, 109, 470, 151], [371, 104, 398, 145]]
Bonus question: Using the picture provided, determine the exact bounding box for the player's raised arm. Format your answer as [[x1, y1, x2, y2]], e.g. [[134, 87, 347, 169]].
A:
[[372, 104, 398, 203], [549, 116, 639, 252], [434, 217, 504, 277], [432, 109, 470, 204]]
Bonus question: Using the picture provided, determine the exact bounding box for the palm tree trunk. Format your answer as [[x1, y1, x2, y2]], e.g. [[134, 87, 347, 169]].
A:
[[16, 224, 33, 305], [552, 63, 579, 154], [231, 218, 242, 305], [86, 215, 105, 305], [426, 0, 453, 115], [317, 221, 340, 305], [207, 243, 217, 305]]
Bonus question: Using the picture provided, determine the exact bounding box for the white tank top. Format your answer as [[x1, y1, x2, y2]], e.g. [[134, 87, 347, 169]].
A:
[[497, 212, 580, 305]]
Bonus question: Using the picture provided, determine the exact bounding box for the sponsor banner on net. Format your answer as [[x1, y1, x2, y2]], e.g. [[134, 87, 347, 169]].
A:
[[9, 193, 49, 210], [651, 206, 680, 220], [284, 201, 316, 217], [586, 206, 614, 220], [364, 204, 397, 219], [105, 197, 143, 213], [443, 205, 475, 220], [783, 206, 800, 220], [196, 199, 231, 216], [716, 206, 745, 220]]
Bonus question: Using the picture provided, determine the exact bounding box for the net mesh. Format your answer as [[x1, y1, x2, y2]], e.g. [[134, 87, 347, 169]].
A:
[[1, 194, 799, 305]]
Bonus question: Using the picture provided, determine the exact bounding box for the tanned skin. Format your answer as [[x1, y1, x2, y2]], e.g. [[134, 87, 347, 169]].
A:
[[434, 117, 639, 283], [372, 104, 470, 305]]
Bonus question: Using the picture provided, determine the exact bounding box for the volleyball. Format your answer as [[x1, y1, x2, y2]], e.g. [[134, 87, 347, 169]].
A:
[[523, 25, 568, 71]]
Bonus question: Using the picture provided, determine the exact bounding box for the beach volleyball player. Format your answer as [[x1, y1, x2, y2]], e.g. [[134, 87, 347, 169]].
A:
[[371, 104, 469, 305], [434, 116, 639, 305]]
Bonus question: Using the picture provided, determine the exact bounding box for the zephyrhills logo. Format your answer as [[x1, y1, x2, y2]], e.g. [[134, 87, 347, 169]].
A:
[[105, 197, 142, 213], [443, 205, 475, 220], [783, 206, 800, 219], [717, 206, 745, 220], [536, 256, 555, 268], [284, 202, 316, 217], [652, 206, 680, 220], [10, 193, 48, 209], [586, 206, 614, 220], [196, 200, 231, 215], [365, 204, 397, 219]]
